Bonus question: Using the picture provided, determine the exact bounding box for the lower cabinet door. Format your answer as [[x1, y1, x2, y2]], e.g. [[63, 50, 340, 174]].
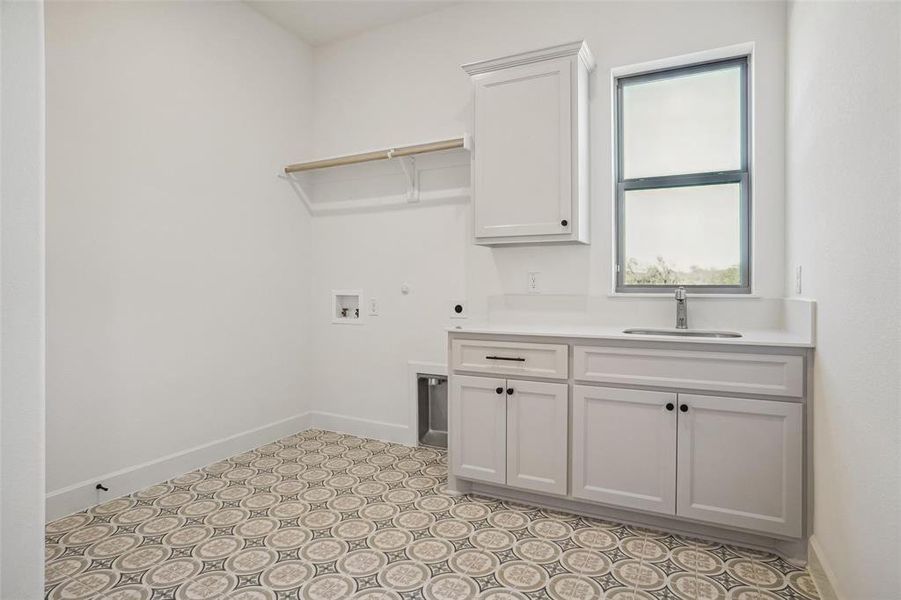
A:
[[506, 379, 568, 495], [450, 375, 507, 485], [572, 385, 677, 514], [676, 394, 802, 537]]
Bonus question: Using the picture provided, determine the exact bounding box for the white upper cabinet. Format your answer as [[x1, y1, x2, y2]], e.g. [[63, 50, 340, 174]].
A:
[[463, 41, 594, 245]]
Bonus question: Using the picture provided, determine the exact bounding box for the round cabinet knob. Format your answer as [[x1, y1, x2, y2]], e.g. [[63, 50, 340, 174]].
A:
[[506, 388, 514, 395], [495, 387, 503, 395], [665, 402, 675, 411], [680, 404, 688, 412], [561, 219, 568, 227]]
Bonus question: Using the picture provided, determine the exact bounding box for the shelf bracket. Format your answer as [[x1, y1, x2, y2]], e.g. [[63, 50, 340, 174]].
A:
[[398, 156, 419, 203], [279, 172, 316, 215]]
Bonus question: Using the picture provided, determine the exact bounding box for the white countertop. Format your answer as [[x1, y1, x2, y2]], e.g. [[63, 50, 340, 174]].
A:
[[447, 322, 815, 348]]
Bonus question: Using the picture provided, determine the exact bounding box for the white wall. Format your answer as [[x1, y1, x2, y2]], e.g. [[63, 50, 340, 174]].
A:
[[785, 2, 900, 598], [1, 0, 47, 596], [307, 1, 788, 432], [45, 1, 314, 515]]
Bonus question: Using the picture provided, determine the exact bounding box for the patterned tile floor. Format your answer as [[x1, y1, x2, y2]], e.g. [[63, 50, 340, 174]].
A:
[[45, 429, 819, 600]]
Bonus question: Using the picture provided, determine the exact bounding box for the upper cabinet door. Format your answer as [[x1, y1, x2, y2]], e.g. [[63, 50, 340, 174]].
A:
[[449, 375, 508, 485], [473, 59, 571, 239], [676, 394, 803, 537], [572, 385, 677, 515], [506, 379, 568, 496], [464, 41, 593, 245]]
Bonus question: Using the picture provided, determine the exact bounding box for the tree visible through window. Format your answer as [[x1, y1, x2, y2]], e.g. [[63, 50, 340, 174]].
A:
[[615, 57, 750, 293]]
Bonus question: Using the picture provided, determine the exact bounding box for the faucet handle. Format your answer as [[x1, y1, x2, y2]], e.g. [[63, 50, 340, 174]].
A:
[[674, 287, 687, 300]]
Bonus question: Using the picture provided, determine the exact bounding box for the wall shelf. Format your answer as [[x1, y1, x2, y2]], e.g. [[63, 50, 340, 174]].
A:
[[280, 135, 472, 216]]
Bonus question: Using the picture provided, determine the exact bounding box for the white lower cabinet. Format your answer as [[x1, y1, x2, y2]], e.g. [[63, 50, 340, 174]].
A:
[[571, 386, 802, 536], [449, 335, 807, 542], [450, 375, 568, 494], [450, 375, 507, 485], [506, 380, 568, 495], [676, 394, 803, 537], [572, 386, 677, 515]]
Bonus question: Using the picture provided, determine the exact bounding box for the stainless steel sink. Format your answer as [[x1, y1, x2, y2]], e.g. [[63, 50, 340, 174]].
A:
[[623, 328, 743, 339]]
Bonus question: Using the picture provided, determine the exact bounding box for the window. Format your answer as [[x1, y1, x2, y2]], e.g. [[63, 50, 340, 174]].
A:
[[615, 56, 750, 293]]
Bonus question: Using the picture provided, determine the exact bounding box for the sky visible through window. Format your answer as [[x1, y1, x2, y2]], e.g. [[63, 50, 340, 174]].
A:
[[621, 64, 744, 287], [625, 184, 741, 285]]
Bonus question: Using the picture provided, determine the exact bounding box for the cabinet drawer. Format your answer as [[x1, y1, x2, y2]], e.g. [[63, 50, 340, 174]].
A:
[[451, 339, 568, 379], [573, 346, 804, 398]]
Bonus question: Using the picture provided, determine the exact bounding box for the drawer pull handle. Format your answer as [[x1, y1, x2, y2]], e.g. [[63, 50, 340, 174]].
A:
[[680, 404, 689, 412], [665, 402, 674, 411], [495, 387, 504, 395], [485, 355, 526, 362], [506, 388, 514, 395]]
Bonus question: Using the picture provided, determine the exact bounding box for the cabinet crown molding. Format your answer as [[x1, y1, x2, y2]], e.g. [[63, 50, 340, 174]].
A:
[[461, 40, 595, 76]]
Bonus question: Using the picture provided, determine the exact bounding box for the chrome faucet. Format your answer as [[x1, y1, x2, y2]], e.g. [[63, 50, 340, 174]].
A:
[[674, 287, 688, 329]]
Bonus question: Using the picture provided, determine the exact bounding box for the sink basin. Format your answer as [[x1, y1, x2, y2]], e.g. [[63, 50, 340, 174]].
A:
[[623, 328, 743, 339]]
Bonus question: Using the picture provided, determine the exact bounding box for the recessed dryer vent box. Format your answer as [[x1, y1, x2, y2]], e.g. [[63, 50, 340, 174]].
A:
[[332, 290, 363, 324]]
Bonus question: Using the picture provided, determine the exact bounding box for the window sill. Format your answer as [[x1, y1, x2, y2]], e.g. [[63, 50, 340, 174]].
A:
[[608, 292, 760, 299]]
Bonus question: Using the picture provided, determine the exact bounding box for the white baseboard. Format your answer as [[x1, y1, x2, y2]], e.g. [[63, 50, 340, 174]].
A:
[[46, 409, 414, 522], [46, 411, 312, 522], [808, 535, 844, 600], [308, 411, 410, 445]]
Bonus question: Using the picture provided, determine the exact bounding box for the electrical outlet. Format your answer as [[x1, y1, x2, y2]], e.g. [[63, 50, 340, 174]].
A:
[[368, 298, 379, 316], [450, 300, 467, 319], [795, 266, 803, 294], [527, 272, 540, 294]]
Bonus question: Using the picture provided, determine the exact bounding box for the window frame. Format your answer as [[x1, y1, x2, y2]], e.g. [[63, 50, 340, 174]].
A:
[[614, 56, 751, 294]]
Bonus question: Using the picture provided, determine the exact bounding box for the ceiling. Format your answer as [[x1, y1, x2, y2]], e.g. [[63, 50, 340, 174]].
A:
[[246, 1, 458, 46]]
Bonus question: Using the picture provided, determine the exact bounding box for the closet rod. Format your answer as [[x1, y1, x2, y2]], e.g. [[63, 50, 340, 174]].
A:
[[284, 137, 466, 174]]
